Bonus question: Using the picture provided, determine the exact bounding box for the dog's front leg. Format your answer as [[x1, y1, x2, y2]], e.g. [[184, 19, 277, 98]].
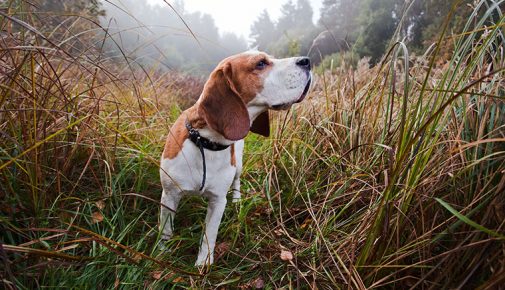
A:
[[195, 195, 227, 266], [231, 140, 244, 203], [159, 187, 182, 241], [231, 174, 241, 202]]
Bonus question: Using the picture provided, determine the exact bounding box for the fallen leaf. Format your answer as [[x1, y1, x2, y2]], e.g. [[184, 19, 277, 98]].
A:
[[151, 271, 162, 280], [173, 276, 184, 283], [95, 200, 105, 209], [92, 211, 103, 224], [274, 229, 283, 236], [280, 249, 293, 261], [152, 271, 184, 282], [132, 253, 142, 262], [253, 277, 265, 289], [238, 277, 265, 289], [300, 218, 311, 229], [214, 242, 230, 261]]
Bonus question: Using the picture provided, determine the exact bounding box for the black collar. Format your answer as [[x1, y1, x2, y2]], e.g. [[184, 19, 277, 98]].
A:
[[185, 121, 230, 151], [185, 120, 230, 191]]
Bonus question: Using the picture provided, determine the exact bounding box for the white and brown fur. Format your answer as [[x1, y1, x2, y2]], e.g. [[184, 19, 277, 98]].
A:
[[159, 51, 311, 266]]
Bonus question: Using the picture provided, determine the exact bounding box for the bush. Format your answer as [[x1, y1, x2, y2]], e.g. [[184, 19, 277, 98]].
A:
[[315, 50, 360, 73]]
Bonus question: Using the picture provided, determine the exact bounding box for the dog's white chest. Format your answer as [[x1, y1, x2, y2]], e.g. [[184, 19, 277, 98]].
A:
[[160, 139, 240, 195]]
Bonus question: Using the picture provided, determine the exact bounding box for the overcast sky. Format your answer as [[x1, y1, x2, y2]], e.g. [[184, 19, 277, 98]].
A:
[[146, 0, 323, 38]]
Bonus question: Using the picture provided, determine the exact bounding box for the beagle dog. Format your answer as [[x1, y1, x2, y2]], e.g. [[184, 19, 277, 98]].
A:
[[159, 51, 311, 266]]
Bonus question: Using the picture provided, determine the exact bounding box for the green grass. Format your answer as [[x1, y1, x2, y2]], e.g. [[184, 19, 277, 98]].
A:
[[1, 0, 504, 288]]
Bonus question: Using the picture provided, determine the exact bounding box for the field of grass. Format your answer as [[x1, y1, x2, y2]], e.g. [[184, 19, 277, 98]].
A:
[[1, 1, 504, 289]]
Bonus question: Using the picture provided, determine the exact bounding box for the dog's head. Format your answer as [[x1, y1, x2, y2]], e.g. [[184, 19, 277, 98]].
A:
[[198, 51, 311, 141]]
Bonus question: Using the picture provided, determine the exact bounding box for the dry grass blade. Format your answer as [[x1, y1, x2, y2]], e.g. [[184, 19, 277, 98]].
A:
[[2, 244, 91, 262]]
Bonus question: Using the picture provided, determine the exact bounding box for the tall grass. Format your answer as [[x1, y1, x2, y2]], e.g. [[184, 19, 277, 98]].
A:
[[1, 0, 504, 289]]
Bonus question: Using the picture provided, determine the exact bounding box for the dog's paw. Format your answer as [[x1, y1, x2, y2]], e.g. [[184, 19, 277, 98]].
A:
[[195, 253, 214, 267], [231, 190, 241, 203], [157, 237, 172, 253], [160, 233, 172, 240]]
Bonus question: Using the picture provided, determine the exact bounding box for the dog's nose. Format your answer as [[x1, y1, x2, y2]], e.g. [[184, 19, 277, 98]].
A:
[[296, 57, 311, 70]]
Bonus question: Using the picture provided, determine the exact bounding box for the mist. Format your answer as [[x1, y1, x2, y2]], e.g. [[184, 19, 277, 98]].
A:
[[100, 0, 478, 75], [101, 0, 248, 75]]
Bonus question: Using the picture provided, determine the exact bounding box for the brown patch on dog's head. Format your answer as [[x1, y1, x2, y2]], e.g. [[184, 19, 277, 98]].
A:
[[198, 52, 272, 140], [224, 52, 273, 103]]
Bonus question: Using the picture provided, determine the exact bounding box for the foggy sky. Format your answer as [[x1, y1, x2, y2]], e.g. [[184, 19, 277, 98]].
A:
[[146, 0, 323, 38]]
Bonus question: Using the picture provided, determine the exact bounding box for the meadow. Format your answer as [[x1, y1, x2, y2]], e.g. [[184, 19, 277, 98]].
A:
[[1, 1, 504, 289]]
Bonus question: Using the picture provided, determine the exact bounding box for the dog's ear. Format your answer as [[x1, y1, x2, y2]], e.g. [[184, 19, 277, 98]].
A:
[[199, 64, 250, 141], [250, 111, 270, 137]]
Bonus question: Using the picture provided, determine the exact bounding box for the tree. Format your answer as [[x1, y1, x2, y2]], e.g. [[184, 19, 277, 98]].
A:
[[277, 0, 297, 34], [35, 0, 105, 28], [318, 0, 361, 39], [355, 0, 400, 63], [294, 0, 314, 29], [101, 0, 247, 75], [270, 0, 318, 56], [318, 0, 340, 29], [219, 33, 248, 59], [30, 0, 105, 53], [405, 0, 473, 51], [310, 0, 361, 63], [250, 10, 276, 51], [250, 0, 317, 57]]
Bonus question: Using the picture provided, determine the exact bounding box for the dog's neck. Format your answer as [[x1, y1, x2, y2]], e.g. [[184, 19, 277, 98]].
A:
[[185, 105, 235, 146], [246, 105, 266, 124], [185, 103, 266, 145]]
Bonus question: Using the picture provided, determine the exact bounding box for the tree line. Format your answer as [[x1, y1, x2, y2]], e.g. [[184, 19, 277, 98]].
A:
[[9, 0, 479, 75], [101, 0, 247, 75], [251, 0, 476, 66]]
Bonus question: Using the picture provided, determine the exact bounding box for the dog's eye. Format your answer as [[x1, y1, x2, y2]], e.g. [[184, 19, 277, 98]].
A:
[[256, 59, 268, 70]]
